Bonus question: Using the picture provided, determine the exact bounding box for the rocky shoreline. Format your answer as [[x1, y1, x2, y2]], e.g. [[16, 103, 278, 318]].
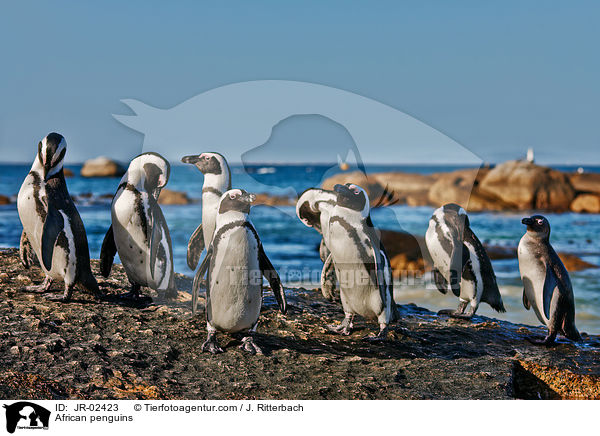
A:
[[322, 160, 600, 213], [1, 249, 600, 400]]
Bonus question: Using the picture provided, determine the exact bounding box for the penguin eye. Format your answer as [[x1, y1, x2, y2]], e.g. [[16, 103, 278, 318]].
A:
[[204, 156, 210, 161], [229, 193, 236, 199], [536, 219, 544, 225]]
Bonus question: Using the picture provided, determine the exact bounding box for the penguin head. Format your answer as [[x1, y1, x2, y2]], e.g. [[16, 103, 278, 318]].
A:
[[522, 215, 550, 238], [334, 183, 369, 216], [127, 152, 170, 195], [38, 132, 66, 181], [218, 189, 256, 215], [181, 152, 228, 176], [296, 188, 335, 230], [440, 203, 470, 228]]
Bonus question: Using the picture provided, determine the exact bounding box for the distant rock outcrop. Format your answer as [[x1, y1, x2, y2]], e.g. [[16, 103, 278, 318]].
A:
[[570, 194, 600, 213], [477, 160, 575, 211], [158, 189, 192, 205], [81, 157, 126, 178], [320, 159, 598, 213], [0, 195, 10, 205]]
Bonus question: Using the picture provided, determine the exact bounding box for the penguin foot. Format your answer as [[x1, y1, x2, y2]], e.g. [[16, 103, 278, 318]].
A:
[[526, 335, 557, 346], [45, 294, 70, 302], [437, 309, 473, 320], [239, 336, 263, 355], [327, 324, 352, 336], [202, 336, 223, 354], [22, 277, 54, 293], [362, 327, 389, 343]]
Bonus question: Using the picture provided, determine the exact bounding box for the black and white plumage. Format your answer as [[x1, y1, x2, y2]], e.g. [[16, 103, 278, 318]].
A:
[[192, 189, 287, 355], [325, 183, 398, 341], [296, 188, 338, 301], [181, 152, 231, 270], [425, 203, 505, 319], [17, 133, 99, 301], [100, 152, 176, 299], [518, 215, 581, 345]]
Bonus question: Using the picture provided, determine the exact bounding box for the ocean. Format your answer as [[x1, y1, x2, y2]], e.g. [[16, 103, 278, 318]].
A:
[[2, 163, 600, 334]]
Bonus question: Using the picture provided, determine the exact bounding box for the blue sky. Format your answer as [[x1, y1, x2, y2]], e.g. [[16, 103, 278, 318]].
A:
[[1, 1, 599, 164]]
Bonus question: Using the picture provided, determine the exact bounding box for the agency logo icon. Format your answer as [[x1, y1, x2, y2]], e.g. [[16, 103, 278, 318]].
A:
[[3, 402, 50, 434]]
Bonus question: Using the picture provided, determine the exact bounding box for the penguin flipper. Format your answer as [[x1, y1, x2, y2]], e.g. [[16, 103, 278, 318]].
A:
[[41, 207, 64, 271], [148, 209, 163, 281], [19, 230, 36, 269], [100, 225, 117, 278], [192, 248, 212, 315], [542, 266, 559, 320], [522, 289, 531, 310], [432, 268, 449, 294], [187, 223, 205, 270], [449, 243, 470, 297], [320, 253, 336, 301], [258, 244, 287, 314]]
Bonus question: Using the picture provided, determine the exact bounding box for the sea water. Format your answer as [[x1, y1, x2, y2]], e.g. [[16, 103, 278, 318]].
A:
[[1, 163, 599, 334]]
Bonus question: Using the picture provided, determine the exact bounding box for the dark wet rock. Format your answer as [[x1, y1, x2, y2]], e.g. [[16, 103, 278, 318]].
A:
[[557, 252, 599, 272], [63, 168, 74, 177], [0, 195, 10, 205], [1, 248, 600, 399]]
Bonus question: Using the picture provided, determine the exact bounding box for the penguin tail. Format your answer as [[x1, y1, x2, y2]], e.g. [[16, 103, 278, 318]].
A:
[[563, 321, 582, 342], [490, 300, 506, 313], [79, 272, 101, 296]]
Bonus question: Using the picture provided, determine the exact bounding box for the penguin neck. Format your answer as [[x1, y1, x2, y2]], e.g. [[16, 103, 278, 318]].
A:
[[121, 170, 158, 198], [203, 171, 230, 193], [216, 210, 249, 226], [332, 206, 365, 225]]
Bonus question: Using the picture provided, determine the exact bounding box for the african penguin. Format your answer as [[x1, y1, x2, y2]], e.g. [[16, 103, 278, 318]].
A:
[[518, 215, 581, 345], [181, 152, 231, 270], [296, 188, 338, 301], [17, 133, 100, 301], [325, 183, 398, 341], [425, 203, 505, 319], [100, 152, 177, 299], [192, 189, 287, 354]]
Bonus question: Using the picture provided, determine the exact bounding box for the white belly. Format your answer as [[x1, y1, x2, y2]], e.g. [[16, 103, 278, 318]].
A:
[[112, 190, 171, 290], [201, 194, 220, 248], [328, 223, 383, 320], [17, 176, 76, 284], [208, 227, 261, 332], [518, 237, 549, 326]]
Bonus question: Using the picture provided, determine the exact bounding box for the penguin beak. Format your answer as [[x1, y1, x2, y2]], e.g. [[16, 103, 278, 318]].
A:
[[333, 184, 352, 198], [181, 155, 201, 165], [241, 192, 256, 203], [522, 217, 534, 226]]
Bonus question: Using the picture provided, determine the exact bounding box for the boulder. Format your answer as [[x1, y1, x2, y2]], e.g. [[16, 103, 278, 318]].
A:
[[478, 160, 575, 211], [570, 194, 600, 213], [379, 229, 431, 276], [0, 195, 10, 205], [558, 252, 598, 272], [81, 157, 126, 178], [427, 168, 509, 211], [321, 171, 388, 206], [158, 189, 191, 205], [569, 173, 600, 195], [63, 168, 74, 177], [253, 193, 294, 206]]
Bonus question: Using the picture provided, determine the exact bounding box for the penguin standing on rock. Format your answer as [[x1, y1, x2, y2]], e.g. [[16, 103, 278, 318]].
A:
[[181, 152, 231, 270], [17, 133, 100, 301], [192, 189, 287, 355], [100, 152, 177, 299], [326, 183, 398, 341], [425, 203, 505, 319], [296, 188, 338, 301], [518, 215, 581, 345]]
